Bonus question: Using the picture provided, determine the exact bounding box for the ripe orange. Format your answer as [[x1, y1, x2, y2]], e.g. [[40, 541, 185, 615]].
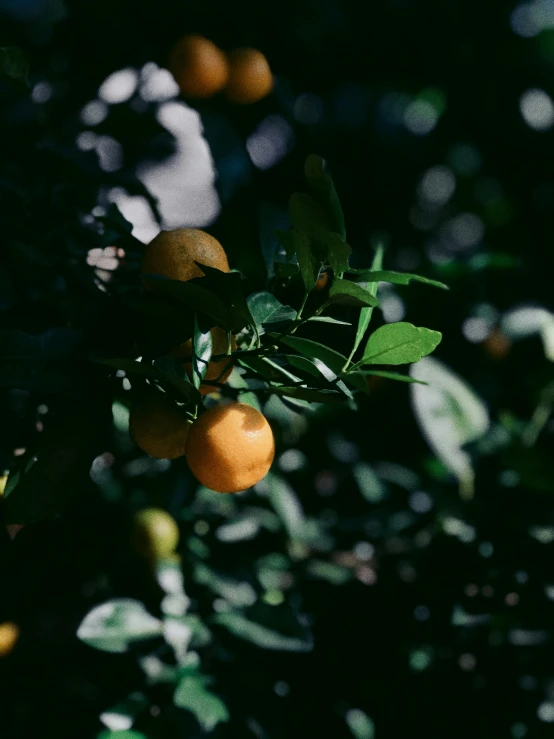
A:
[[186, 402, 275, 493], [224, 48, 273, 104], [129, 391, 191, 459], [169, 35, 229, 98], [133, 508, 180, 560], [140, 228, 230, 288], [482, 329, 511, 360], [0, 622, 19, 657], [315, 271, 329, 290], [172, 326, 237, 395]]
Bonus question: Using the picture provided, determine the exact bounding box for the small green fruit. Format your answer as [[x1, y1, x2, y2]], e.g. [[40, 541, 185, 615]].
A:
[[133, 508, 180, 560]]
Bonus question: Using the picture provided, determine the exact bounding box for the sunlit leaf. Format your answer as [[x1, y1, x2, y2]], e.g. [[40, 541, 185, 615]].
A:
[[77, 599, 163, 653], [225, 368, 262, 411], [191, 314, 212, 387], [174, 674, 229, 731], [360, 322, 442, 366], [257, 471, 305, 539], [308, 316, 351, 326], [345, 708, 375, 739], [410, 357, 490, 499], [194, 563, 257, 607], [349, 269, 448, 290]]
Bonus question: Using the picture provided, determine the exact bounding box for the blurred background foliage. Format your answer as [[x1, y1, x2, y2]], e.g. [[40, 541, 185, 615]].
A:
[[1, 0, 554, 737]]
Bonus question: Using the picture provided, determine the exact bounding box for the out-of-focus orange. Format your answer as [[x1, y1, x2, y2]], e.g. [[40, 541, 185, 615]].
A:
[[169, 35, 229, 98]]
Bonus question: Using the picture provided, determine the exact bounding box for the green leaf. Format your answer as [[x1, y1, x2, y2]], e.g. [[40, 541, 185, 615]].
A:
[[345, 709, 375, 739], [345, 369, 428, 385], [352, 244, 384, 359], [192, 314, 213, 387], [247, 292, 297, 331], [308, 316, 351, 326], [98, 731, 147, 739], [174, 675, 229, 731], [325, 232, 352, 274], [285, 355, 322, 378], [0, 47, 29, 85], [191, 265, 256, 333], [350, 269, 448, 290], [258, 471, 305, 539], [98, 695, 148, 739], [277, 335, 349, 375], [284, 355, 351, 396], [266, 386, 344, 404], [288, 192, 331, 243], [141, 275, 233, 329], [77, 599, 163, 653], [304, 154, 346, 239], [410, 357, 489, 500], [213, 611, 313, 652], [360, 322, 442, 365], [353, 463, 386, 502], [306, 560, 352, 585], [153, 356, 202, 403], [329, 279, 379, 308], [194, 563, 257, 607], [277, 229, 319, 292], [225, 369, 262, 411]]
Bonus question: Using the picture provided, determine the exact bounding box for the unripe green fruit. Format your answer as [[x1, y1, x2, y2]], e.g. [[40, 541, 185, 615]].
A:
[[133, 508, 180, 560]]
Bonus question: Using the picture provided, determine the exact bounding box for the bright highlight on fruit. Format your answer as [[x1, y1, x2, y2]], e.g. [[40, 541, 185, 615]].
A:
[[169, 35, 229, 98], [185, 402, 275, 493], [133, 508, 180, 560], [0, 622, 19, 657], [129, 391, 191, 459]]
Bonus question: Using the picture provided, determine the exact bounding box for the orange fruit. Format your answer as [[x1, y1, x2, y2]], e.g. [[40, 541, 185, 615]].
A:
[[186, 402, 275, 493], [224, 48, 273, 104], [140, 228, 230, 288], [0, 622, 19, 657], [169, 35, 229, 98], [482, 329, 511, 360], [129, 391, 191, 459], [133, 508, 180, 560], [315, 271, 329, 290], [172, 326, 237, 395]]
